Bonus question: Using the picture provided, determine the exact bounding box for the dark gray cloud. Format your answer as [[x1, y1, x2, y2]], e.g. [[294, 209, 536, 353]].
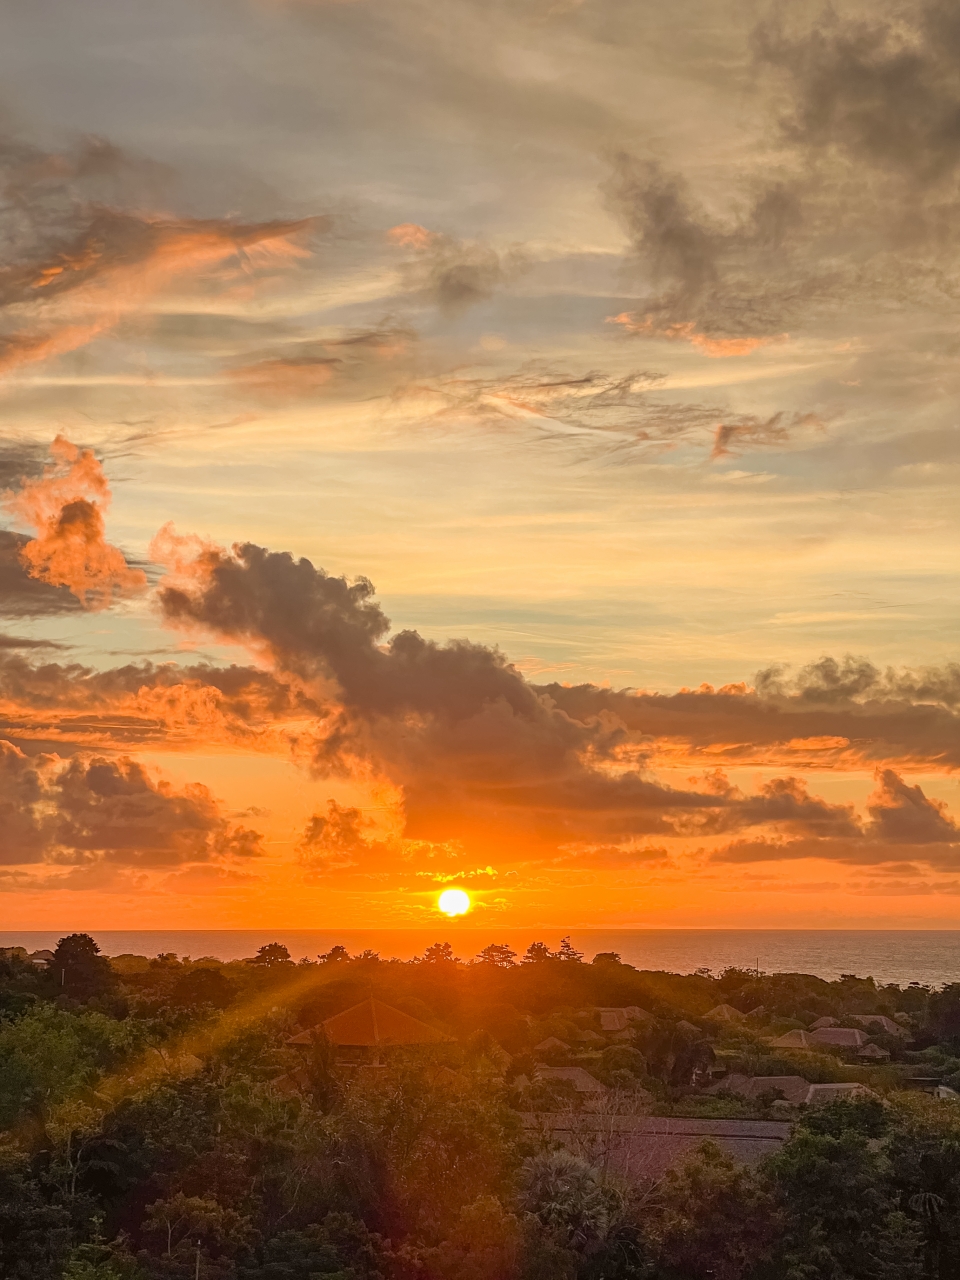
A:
[[0, 438, 50, 491], [756, 0, 960, 187], [0, 737, 262, 868], [0, 530, 83, 617], [0, 635, 64, 651], [0, 739, 48, 863], [389, 224, 526, 312], [867, 767, 960, 844], [155, 538, 766, 852], [0, 133, 325, 380], [540, 658, 960, 769], [755, 654, 960, 707], [49, 754, 263, 866], [155, 536, 914, 857], [712, 768, 960, 867], [605, 1, 960, 342], [735, 775, 861, 837]]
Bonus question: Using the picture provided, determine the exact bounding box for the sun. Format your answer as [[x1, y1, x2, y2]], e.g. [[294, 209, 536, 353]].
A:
[[438, 888, 470, 917]]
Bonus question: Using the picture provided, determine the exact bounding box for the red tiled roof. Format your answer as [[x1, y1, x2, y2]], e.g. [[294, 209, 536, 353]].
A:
[[288, 997, 453, 1047]]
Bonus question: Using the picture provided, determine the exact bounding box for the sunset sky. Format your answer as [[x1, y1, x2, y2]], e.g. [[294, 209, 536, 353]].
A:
[[3, 0, 960, 930]]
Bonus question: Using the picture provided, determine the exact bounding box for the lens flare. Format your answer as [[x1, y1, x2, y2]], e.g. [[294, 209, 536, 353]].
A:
[[438, 888, 470, 916]]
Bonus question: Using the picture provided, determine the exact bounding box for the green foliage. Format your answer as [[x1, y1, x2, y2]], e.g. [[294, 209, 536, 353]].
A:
[[242, 1213, 383, 1280], [0, 1150, 72, 1279], [766, 1125, 924, 1279], [0, 1004, 140, 1126], [521, 1150, 621, 1251], [52, 934, 115, 1001], [5, 937, 960, 1280], [249, 945, 295, 970], [654, 1141, 777, 1280], [169, 968, 235, 1010]]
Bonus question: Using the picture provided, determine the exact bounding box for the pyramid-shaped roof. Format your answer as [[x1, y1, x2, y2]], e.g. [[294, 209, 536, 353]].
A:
[[705, 1004, 745, 1022], [288, 997, 453, 1048], [769, 1029, 817, 1050]]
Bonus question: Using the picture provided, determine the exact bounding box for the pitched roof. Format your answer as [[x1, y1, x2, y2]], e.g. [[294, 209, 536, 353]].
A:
[[534, 1036, 570, 1052], [769, 1029, 818, 1050], [521, 1114, 790, 1178], [857, 1043, 891, 1060], [707, 1074, 811, 1105], [596, 1006, 650, 1028], [705, 1004, 745, 1022], [536, 1066, 607, 1093], [805, 1082, 877, 1105], [287, 998, 452, 1047], [849, 1014, 907, 1037], [810, 1016, 838, 1029], [810, 1027, 868, 1048], [599, 1010, 629, 1031]]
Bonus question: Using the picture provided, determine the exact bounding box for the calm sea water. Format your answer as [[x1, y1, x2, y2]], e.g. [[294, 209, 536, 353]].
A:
[[3, 929, 960, 987]]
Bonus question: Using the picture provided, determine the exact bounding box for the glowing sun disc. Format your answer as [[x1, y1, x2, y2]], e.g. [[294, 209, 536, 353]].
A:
[[438, 888, 470, 917]]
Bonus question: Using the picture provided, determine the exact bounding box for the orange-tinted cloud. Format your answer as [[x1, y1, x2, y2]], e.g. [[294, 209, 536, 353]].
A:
[[3, 436, 146, 609], [387, 222, 438, 250], [0, 201, 320, 376], [0, 647, 315, 754], [226, 322, 416, 401], [608, 312, 787, 358], [711, 412, 822, 459]]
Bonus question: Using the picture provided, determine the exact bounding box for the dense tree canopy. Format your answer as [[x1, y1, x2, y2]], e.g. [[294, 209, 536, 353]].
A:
[[0, 939, 958, 1278]]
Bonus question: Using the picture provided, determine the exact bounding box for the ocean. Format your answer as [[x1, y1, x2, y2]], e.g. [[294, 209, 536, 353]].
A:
[[2, 929, 960, 987]]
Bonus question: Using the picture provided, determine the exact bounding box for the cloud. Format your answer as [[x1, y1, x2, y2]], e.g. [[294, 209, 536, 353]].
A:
[[755, 0, 960, 187], [0, 738, 263, 869], [710, 412, 821, 459], [2, 435, 147, 608], [607, 313, 787, 358], [388, 222, 525, 311], [158, 864, 261, 893], [712, 768, 960, 870], [0, 647, 315, 753], [539, 661, 960, 771], [866, 768, 960, 844], [0, 636, 64, 651], [298, 798, 371, 868], [226, 321, 417, 401], [0, 740, 49, 863], [549, 841, 672, 870], [152, 532, 764, 855], [0, 531, 84, 617], [736, 775, 861, 837], [0, 134, 323, 376], [604, 0, 960, 345], [390, 361, 821, 458], [154, 531, 924, 863], [755, 653, 960, 706], [0, 439, 51, 491]]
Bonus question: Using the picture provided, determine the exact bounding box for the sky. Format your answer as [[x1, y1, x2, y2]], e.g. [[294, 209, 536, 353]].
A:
[[3, 0, 960, 930]]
